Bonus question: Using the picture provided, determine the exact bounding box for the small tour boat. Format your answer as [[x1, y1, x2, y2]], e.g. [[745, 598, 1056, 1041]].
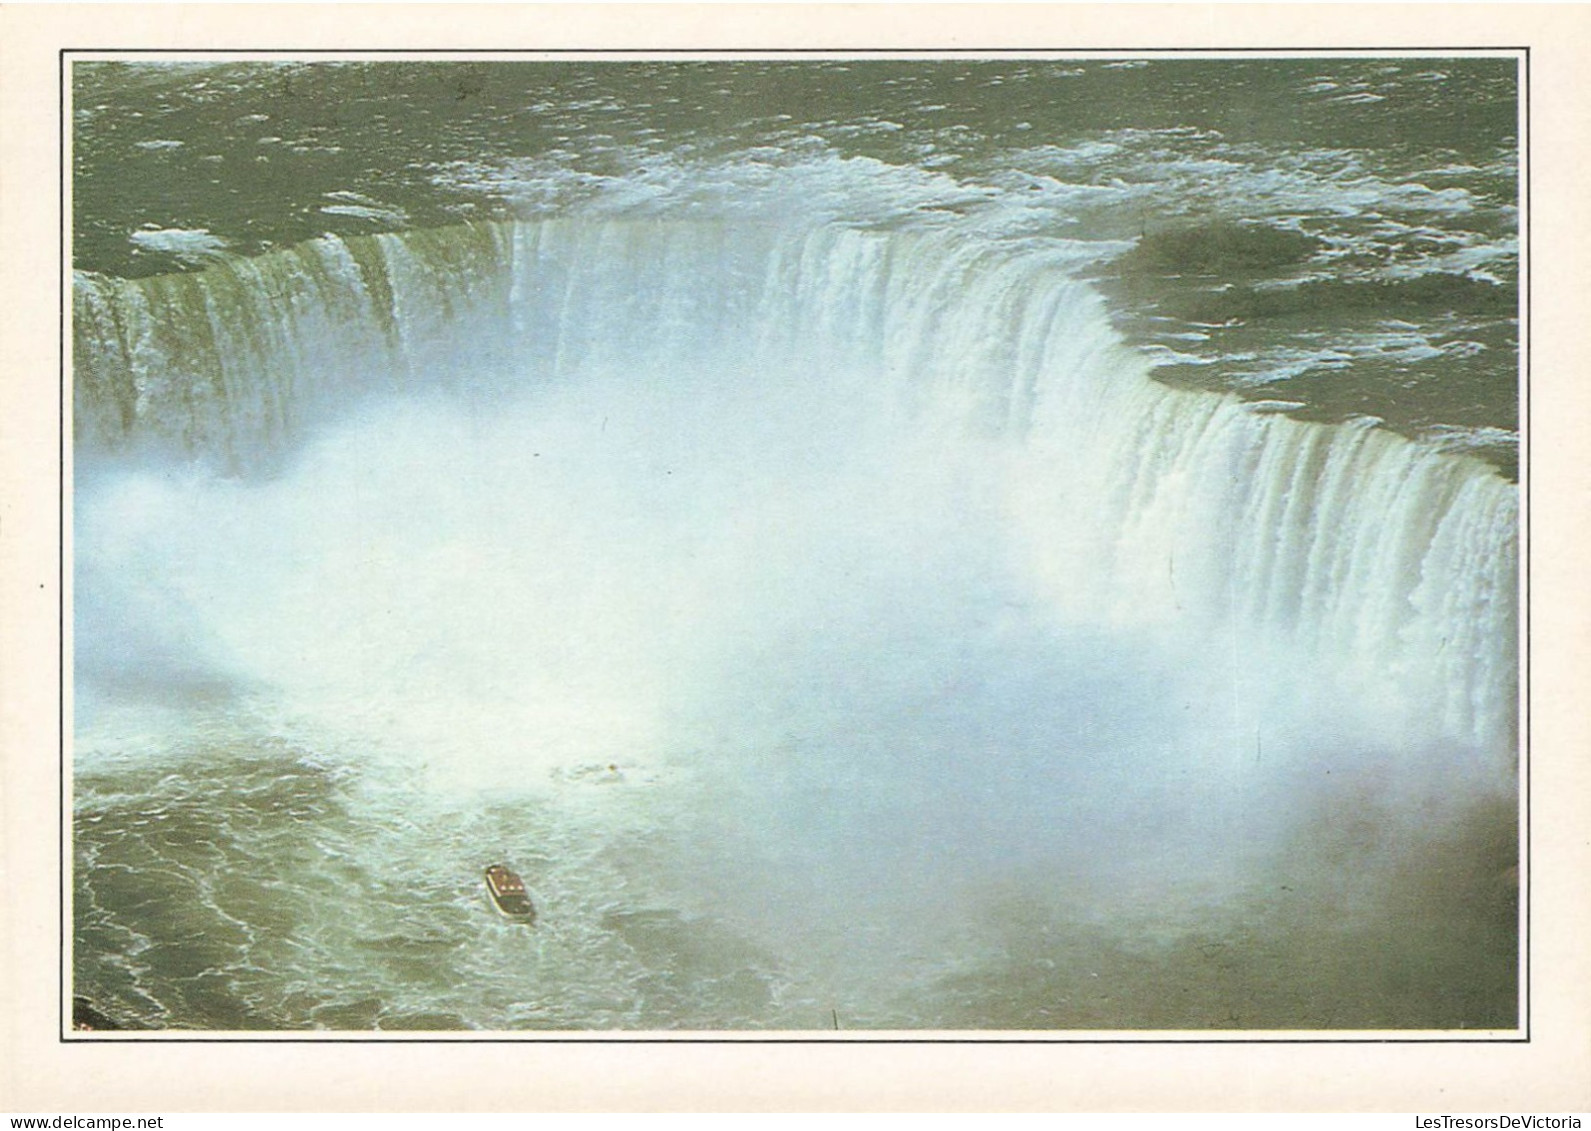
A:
[[484, 864, 536, 923]]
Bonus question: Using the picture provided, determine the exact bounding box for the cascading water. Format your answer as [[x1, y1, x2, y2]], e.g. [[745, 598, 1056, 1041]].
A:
[[73, 214, 1518, 1031]]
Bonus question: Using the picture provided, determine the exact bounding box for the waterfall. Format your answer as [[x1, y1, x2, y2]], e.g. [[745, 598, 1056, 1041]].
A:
[[73, 218, 1518, 769]]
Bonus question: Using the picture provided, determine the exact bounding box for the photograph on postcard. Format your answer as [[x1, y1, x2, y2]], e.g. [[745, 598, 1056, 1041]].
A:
[[67, 53, 1521, 1035]]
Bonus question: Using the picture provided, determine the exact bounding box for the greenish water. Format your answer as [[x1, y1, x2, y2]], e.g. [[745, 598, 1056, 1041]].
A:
[[73, 58, 1520, 471], [72, 57, 1518, 1033]]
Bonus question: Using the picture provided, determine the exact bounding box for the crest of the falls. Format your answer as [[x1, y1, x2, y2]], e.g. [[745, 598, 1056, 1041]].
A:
[[73, 218, 1517, 773]]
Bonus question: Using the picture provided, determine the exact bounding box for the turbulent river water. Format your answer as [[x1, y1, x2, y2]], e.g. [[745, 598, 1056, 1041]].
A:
[[70, 57, 1520, 1032]]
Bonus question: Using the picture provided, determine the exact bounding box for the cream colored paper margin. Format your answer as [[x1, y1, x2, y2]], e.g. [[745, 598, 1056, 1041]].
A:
[[3, 3, 1587, 1113]]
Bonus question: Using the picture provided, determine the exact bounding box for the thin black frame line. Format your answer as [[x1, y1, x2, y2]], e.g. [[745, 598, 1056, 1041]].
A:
[[57, 45, 69, 1047], [58, 46, 1531, 1047], [1520, 44, 1532, 1045], [59, 1035, 1532, 1046], [58, 46, 1530, 52]]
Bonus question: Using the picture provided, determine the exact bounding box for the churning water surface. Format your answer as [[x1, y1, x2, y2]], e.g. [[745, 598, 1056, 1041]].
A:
[[70, 58, 1519, 1032]]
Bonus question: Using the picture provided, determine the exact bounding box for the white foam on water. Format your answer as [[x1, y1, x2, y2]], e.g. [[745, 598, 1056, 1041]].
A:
[[127, 226, 230, 264]]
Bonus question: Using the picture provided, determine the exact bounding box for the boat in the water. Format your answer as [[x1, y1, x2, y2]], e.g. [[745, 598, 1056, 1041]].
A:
[[484, 864, 536, 923]]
